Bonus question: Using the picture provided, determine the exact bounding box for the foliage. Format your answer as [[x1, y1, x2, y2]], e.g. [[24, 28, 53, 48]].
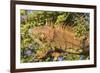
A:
[[74, 13, 89, 38]]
